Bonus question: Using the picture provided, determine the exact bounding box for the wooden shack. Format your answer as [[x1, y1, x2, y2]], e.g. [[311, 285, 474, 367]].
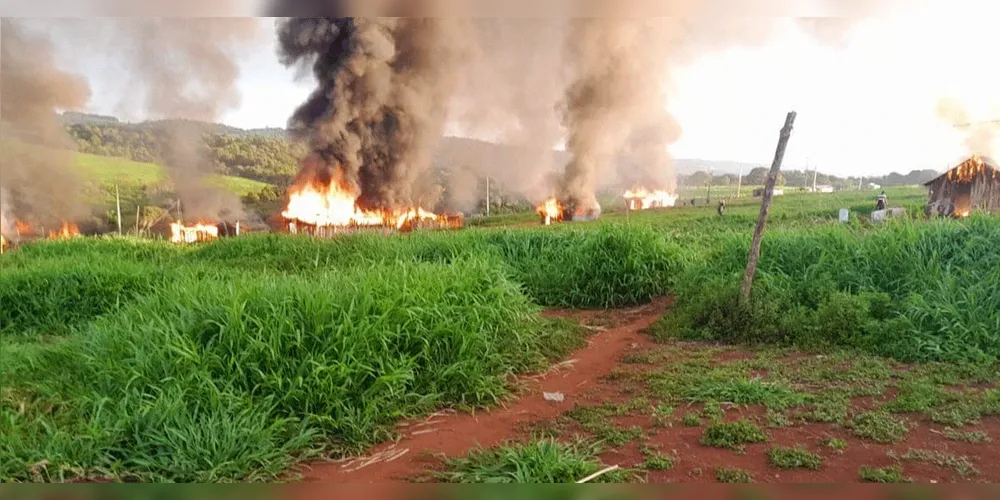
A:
[[924, 156, 1000, 218]]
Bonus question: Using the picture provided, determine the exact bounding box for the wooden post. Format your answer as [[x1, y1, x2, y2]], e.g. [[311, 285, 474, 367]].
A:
[[135, 205, 141, 235], [115, 185, 123, 235], [740, 111, 797, 302]]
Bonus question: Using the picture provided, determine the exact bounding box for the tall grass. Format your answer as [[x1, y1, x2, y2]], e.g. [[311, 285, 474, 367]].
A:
[[185, 225, 681, 309], [656, 216, 1000, 362], [1, 259, 583, 481]]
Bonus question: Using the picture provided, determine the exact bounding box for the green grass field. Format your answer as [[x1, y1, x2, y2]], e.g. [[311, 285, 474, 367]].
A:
[[2, 185, 998, 483], [74, 152, 270, 197]]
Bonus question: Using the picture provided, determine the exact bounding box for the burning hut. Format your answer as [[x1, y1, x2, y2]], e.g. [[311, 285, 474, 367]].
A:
[[924, 156, 1000, 218], [624, 188, 678, 211], [535, 196, 602, 226], [280, 170, 463, 238], [168, 221, 242, 244]]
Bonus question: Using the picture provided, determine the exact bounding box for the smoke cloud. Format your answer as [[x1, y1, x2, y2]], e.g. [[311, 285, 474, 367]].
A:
[[274, 13, 473, 211], [937, 98, 997, 160], [552, 6, 895, 213], [39, 15, 263, 223], [0, 188, 14, 242], [113, 17, 261, 222], [0, 19, 91, 241], [448, 19, 569, 205], [557, 17, 682, 216]]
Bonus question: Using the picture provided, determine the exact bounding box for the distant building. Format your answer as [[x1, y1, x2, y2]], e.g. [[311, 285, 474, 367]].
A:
[[868, 183, 881, 190], [924, 156, 1000, 218]]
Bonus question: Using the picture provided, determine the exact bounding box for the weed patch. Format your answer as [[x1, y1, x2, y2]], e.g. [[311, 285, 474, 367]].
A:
[[716, 467, 753, 483], [767, 446, 822, 470], [849, 411, 909, 444], [941, 428, 990, 444], [891, 449, 979, 477], [437, 439, 630, 483], [859, 465, 911, 483], [701, 420, 768, 450]]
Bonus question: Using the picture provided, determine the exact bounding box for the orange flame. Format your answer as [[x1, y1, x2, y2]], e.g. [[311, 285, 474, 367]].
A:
[[623, 187, 678, 210], [170, 222, 219, 244], [0, 234, 7, 254], [536, 196, 564, 226], [48, 222, 80, 240], [282, 175, 449, 232], [947, 156, 993, 183], [15, 220, 31, 236]]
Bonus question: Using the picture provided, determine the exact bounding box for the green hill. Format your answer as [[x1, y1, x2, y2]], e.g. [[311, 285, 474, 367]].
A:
[[74, 152, 270, 197]]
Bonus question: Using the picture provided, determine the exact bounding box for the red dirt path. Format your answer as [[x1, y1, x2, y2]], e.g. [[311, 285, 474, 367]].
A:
[[296, 297, 671, 483]]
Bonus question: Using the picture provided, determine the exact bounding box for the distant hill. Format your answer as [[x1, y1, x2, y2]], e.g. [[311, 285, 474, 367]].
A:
[[61, 112, 754, 174], [60, 112, 933, 189]]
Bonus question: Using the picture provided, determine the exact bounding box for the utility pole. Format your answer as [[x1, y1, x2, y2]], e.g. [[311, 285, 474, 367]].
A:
[[706, 168, 713, 204], [736, 165, 744, 199], [485, 177, 491, 217], [115, 185, 123, 235], [812, 168, 819, 192]]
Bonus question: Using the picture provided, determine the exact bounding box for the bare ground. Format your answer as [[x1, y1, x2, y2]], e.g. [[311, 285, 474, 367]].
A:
[[295, 299, 1000, 484]]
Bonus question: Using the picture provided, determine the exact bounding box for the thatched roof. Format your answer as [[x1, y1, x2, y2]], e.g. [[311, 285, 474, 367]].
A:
[[924, 156, 999, 186]]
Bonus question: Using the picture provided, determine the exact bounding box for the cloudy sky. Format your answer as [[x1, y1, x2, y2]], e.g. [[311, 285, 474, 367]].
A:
[[37, 13, 999, 177]]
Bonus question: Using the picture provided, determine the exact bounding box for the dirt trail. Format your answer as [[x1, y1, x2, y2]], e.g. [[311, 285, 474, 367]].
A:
[[297, 298, 670, 483]]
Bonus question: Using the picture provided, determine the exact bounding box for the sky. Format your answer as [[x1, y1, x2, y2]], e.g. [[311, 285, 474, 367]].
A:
[[40, 14, 999, 178]]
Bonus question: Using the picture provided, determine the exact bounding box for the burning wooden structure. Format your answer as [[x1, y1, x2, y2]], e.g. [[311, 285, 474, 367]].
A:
[[1, 220, 81, 254], [280, 175, 463, 238], [535, 196, 602, 226], [169, 221, 241, 244], [924, 156, 1000, 218], [624, 188, 678, 211]]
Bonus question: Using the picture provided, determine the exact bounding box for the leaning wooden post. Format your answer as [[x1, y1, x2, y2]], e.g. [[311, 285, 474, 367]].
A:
[[740, 111, 797, 302]]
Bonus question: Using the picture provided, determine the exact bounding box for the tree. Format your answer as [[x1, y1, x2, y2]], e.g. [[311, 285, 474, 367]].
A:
[[687, 170, 711, 186], [745, 167, 770, 185]]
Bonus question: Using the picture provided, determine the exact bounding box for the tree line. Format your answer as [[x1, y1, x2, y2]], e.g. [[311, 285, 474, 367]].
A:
[[678, 166, 940, 191], [66, 121, 306, 186]]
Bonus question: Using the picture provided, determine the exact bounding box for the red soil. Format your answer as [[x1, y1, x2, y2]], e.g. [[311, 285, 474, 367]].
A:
[[294, 297, 1000, 484], [295, 297, 671, 483]]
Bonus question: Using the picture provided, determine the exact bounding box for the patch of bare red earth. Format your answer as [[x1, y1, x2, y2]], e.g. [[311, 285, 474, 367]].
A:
[[293, 295, 1000, 484], [294, 297, 671, 483]]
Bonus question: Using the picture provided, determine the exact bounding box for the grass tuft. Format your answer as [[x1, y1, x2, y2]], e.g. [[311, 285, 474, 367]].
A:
[[859, 465, 911, 483], [436, 439, 630, 483], [700, 420, 769, 450], [716, 467, 754, 483], [849, 411, 909, 444], [767, 445, 823, 470]]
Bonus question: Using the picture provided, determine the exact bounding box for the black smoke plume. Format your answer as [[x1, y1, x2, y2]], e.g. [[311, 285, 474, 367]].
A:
[[273, 13, 472, 211]]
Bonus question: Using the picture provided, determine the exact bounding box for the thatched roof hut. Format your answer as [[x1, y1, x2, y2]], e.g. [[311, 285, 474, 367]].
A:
[[924, 156, 1000, 218]]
